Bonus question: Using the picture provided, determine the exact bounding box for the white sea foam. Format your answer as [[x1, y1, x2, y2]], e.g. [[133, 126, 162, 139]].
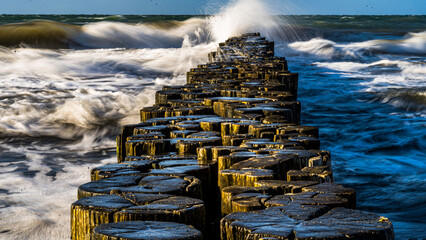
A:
[[0, 0, 291, 139], [315, 59, 426, 89], [73, 18, 207, 49], [287, 31, 426, 59], [348, 31, 426, 55], [286, 31, 426, 114], [312, 57, 426, 113], [0, 44, 217, 138], [0, 146, 115, 240], [68, 0, 292, 49], [287, 38, 360, 59], [0, 2, 289, 239]]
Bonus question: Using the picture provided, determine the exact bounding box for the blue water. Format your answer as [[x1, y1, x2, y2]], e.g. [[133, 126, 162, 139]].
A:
[[275, 17, 426, 237], [0, 11, 425, 239], [289, 57, 426, 238], [274, 20, 426, 238]]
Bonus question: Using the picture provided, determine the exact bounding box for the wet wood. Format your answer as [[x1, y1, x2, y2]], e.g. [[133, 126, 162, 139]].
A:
[[71, 33, 394, 240], [221, 185, 271, 215], [229, 154, 296, 180], [78, 175, 202, 200], [287, 166, 333, 183], [219, 168, 275, 190], [221, 207, 394, 240], [71, 193, 205, 239], [93, 221, 203, 240]]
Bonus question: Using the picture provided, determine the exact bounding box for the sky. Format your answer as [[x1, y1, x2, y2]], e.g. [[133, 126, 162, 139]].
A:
[[0, 0, 424, 15]]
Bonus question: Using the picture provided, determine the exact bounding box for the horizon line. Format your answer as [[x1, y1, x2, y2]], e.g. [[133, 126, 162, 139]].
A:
[[1, 13, 425, 16]]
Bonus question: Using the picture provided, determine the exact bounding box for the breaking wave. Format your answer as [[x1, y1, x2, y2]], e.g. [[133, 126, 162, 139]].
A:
[[349, 31, 426, 56], [0, 0, 292, 140], [0, 20, 80, 48], [287, 31, 426, 59], [286, 32, 426, 114], [375, 89, 426, 112], [0, 0, 289, 49], [312, 59, 426, 113], [0, 19, 205, 49]]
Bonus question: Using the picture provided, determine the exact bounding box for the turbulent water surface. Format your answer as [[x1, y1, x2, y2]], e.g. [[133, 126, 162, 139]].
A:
[[0, 1, 425, 239]]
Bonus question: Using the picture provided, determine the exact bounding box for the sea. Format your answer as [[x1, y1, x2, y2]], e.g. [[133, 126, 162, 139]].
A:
[[0, 0, 425, 239]]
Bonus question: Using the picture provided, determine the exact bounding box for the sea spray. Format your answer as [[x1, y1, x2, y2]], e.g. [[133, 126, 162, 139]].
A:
[[73, 18, 208, 49], [206, 0, 281, 42], [206, 0, 303, 43], [0, 0, 296, 49]]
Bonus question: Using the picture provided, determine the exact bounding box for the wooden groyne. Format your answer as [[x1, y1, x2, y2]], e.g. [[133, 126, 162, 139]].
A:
[[70, 33, 395, 240]]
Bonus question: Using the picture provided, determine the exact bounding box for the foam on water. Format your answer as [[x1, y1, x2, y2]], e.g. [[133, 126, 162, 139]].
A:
[[287, 38, 361, 59], [0, 32, 212, 240], [0, 0, 292, 50], [348, 31, 426, 55], [284, 30, 426, 115], [276, 22, 426, 237], [0, 1, 288, 239], [311, 59, 426, 113], [287, 31, 426, 59], [71, 0, 290, 49], [0, 43, 219, 139], [0, 149, 115, 240], [73, 18, 207, 49]]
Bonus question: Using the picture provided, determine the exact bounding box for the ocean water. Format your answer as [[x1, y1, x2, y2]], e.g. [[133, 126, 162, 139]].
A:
[[0, 1, 425, 239]]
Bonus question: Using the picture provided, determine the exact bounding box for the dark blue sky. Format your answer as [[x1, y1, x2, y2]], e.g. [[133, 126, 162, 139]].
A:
[[0, 0, 424, 15]]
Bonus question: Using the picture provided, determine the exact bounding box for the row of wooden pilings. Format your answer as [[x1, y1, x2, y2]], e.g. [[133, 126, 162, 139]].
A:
[[70, 33, 395, 240]]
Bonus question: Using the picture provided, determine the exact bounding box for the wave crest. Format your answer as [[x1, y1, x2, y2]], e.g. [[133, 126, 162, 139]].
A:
[[288, 38, 360, 59], [350, 31, 426, 55], [0, 18, 209, 49], [73, 18, 208, 49], [0, 21, 80, 48], [376, 89, 426, 112], [288, 31, 426, 59], [0, 0, 295, 49]]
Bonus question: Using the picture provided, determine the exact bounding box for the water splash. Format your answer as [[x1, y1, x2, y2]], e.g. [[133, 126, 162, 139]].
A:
[[0, 0, 298, 49], [207, 0, 283, 42]]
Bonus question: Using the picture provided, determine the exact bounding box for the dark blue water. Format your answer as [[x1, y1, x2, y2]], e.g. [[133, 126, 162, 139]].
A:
[[279, 26, 426, 237], [297, 63, 425, 238]]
